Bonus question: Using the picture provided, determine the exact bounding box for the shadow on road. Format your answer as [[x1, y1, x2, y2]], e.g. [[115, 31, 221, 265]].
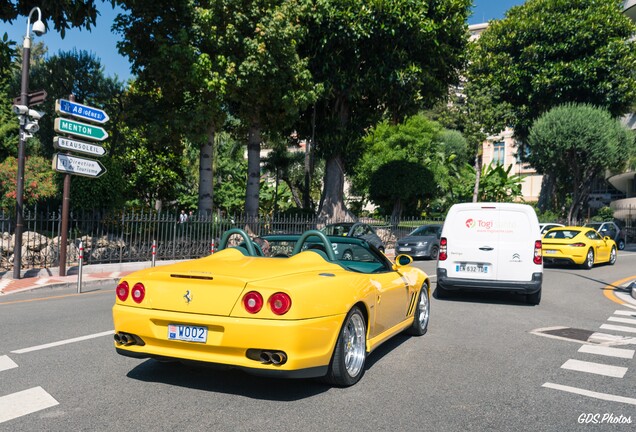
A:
[[124, 332, 413, 399]]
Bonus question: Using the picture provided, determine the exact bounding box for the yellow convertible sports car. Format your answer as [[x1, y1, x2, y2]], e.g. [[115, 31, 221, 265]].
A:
[[542, 226, 617, 269], [112, 229, 431, 386]]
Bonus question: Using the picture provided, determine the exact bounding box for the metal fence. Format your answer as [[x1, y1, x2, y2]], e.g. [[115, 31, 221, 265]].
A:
[[0, 208, 443, 271]]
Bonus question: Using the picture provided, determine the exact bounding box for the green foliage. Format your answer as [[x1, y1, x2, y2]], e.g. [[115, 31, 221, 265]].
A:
[[67, 156, 127, 210], [470, 0, 636, 141], [528, 103, 634, 222], [0, 156, 57, 211], [591, 206, 615, 222], [369, 160, 436, 217]]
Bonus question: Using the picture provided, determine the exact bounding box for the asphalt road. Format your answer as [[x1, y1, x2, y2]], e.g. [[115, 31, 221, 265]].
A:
[[1, 254, 635, 431]]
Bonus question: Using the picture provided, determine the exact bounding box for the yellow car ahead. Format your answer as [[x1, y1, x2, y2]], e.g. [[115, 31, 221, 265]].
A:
[[542, 226, 617, 269], [112, 229, 431, 387]]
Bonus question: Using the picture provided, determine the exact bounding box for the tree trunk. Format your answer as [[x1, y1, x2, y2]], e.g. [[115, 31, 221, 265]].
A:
[[318, 154, 354, 221], [537, 174, 554, 213], [245, 122, 261, 221], [198, 122, 215, 215], [472, 147, 482, 202], [391, 197, 403, 229]]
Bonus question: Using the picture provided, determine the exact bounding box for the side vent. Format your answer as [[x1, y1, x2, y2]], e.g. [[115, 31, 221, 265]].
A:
[[170, 274, 214, 280]]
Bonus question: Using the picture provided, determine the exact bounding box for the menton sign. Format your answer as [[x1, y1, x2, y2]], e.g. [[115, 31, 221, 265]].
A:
[[54, 117, 108, 141]]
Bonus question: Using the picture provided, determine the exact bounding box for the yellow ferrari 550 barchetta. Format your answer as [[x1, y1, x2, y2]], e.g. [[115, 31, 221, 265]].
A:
[[112, 229, 430, 386]]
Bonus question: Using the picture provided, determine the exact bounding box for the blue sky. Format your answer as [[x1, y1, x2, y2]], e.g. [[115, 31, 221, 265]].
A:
[[3, 1, 526, 82]]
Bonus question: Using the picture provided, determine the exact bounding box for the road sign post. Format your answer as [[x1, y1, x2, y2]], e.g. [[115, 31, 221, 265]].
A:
[[52, 153, 107, 178], [54, 118, 108, 141], [55, 99, 109, 124], [54, 96, 109, 277]]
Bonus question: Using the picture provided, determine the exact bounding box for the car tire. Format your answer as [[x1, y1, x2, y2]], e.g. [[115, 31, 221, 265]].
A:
[[405, 283, 430, 336], [582, 248, 594, 270], [342, 249, 354, 260], [324, 307, 366, 387], [429, 246, 439, 260], [609, 246, 617, 265], [526, 289, 541, 305], [618, 239, 625, 250]]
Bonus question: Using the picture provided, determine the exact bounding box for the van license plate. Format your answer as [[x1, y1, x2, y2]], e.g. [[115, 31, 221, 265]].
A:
[[168, 324, 207, 343], [457, 264, 488, 273]]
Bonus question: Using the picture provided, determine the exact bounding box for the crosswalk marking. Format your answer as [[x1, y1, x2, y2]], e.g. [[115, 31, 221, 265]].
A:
[[600, 324, 636, 334], [608, 316, 636, 325], [578, 344, 635, 359], [0, 356, 18, 373], [0, 386, 58, 424], [543, 383, 636, 406], [561, 359, 628, 378], [614, 310, 636, 317]]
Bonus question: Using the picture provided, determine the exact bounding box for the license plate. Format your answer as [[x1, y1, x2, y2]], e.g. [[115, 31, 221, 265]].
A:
[[399, 247, 412, 252], [544, 250, 557, 254], [168, 324, 207, 343], [456, 264, 488, 273]]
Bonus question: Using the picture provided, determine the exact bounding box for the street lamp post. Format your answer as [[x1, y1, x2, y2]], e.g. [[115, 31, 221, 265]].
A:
[[13, 7, 45, 279]]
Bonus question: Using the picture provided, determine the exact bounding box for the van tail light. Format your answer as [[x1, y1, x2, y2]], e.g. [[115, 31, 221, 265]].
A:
[[533, 240, 542, 265], [439, 237, 448, 261]]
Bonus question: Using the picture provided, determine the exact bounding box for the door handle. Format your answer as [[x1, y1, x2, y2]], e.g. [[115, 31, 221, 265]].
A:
[[479, 246, 494, 251]]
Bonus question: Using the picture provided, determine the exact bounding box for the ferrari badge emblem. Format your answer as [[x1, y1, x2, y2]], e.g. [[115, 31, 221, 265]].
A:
[[183, 290, 192, 304]]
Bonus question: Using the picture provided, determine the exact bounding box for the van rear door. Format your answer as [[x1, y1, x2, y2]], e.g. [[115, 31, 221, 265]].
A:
[[495, 207, 539, 282], [444, 205, 501, 281]]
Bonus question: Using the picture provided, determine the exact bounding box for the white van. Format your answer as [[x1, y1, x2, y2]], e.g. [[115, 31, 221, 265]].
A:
[[436, 202, 543, 305]]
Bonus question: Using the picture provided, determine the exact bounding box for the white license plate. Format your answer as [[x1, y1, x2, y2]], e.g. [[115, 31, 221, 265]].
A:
[[399, 247, 412, 252], [456, 264, 488, 273], [544, 250, 557, 254], [168, 324, 207, 343]]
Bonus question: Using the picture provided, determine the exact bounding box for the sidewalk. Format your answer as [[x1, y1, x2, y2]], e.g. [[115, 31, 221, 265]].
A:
[[0, 260, 181, 296]]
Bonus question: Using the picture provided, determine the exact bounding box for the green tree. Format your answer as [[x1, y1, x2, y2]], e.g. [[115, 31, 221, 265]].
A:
[[470, 0, 636, 142], [298, 0, 470, 220], [115, 0, 317, 219], [527, 103, 635, 224], [0, 155, 56, 210], [353, 113, 448, 219], [368, 160, 436, 220]]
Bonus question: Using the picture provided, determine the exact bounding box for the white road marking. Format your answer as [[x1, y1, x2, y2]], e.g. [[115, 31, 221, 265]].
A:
[[608, 316, 636, 325], [561, 359, 627, 378], [543, 382, 636, 406], [0, 386, 59, 424], [578, 344, 635, 359], [614, 310, 636, 317], [10, 330, 114, 354], [600, 324, 636, 334], [0, 356, 18, 372]]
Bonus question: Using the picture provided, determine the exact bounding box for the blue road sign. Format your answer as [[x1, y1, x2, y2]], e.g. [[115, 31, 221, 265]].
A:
[[55, 99, 110, 124]]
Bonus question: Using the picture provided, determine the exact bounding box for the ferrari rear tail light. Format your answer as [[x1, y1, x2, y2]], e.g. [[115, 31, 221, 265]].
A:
[[439, 237, 448, 261], [243, 291, 264, 314], [131, 283, 146, 303], [269, 292, 292, 315], [533, 240, 542, 265], [116, 281, 129, 301], [570, 242, 586, 247]]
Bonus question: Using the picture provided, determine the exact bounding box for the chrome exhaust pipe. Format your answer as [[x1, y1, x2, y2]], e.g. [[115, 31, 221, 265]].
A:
[[270, 352, 287, 365], [259, 351, 273, 364], [114, 333, 122, 344], [120, 333, 137, 346]]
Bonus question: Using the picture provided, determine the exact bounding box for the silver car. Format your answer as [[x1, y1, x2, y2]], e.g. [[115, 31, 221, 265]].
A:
[[396, 224, 442, 260]]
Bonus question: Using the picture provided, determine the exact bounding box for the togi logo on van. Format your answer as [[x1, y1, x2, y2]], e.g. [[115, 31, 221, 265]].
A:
[[466, 218, 494, 229], [465, 218, 475, 228]]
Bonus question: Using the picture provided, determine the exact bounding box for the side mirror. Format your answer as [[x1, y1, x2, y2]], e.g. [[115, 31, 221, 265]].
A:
[[393, 254, 413, 269]]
